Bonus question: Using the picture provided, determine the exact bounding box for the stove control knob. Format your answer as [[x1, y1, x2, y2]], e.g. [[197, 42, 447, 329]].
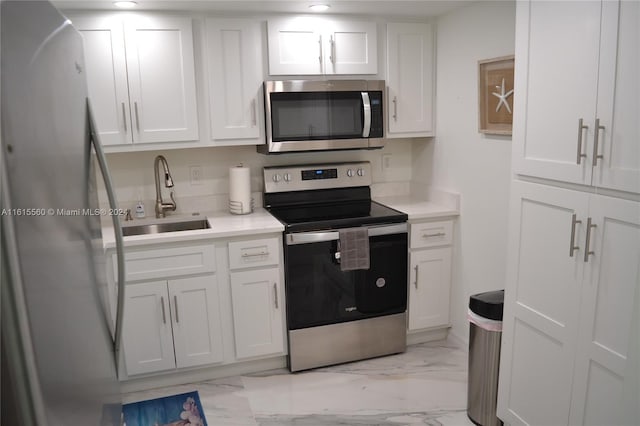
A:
[[283, 173, 292, 182], [357, 168, 365, 177], [272, 174, 282, 183], [346, 169, 354, 177]]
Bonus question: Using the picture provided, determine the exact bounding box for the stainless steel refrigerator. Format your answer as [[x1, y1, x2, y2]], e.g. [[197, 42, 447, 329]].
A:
[[1, 1, 125, 424]]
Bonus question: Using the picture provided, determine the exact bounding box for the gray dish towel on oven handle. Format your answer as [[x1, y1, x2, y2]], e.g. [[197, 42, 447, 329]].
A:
[[338, 227, 370, 271]]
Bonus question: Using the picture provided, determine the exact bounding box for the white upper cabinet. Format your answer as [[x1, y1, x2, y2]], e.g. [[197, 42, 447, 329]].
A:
[[592, 1, 640, 194], [513, 0, 639, 194], [72, 14, 199, 146], [205, 18, 264, 143], [386, 23, 434, 138], [267, 17, 377, 75], [72, 16, 132, 146]]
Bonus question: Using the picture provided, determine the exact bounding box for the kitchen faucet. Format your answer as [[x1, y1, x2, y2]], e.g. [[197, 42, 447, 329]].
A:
[[154, 155, 177, 218]]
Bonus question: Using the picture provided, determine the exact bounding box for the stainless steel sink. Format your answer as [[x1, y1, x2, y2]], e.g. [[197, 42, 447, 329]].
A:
[[121, 219, 210, 237]]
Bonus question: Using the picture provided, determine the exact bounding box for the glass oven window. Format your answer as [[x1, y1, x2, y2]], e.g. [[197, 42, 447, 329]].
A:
[[270, 91, 364, 141]]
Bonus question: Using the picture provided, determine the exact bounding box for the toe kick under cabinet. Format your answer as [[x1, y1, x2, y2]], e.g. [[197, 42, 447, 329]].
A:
[[108, 234, 286, 380], [407, 219, 454, 333]]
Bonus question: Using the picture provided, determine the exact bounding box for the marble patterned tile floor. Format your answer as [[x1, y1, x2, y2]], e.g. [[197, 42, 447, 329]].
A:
[[123, 338, 475, 426]]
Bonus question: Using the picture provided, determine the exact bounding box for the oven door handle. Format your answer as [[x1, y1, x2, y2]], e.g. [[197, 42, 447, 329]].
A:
[[286, 223, 407, 245]]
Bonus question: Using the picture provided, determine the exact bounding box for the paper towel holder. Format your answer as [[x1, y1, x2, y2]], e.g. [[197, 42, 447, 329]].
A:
[[229, 198, 254, 215]]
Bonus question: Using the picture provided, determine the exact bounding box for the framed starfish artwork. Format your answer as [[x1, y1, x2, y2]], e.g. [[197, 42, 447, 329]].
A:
[[478, 55, 515, 135]]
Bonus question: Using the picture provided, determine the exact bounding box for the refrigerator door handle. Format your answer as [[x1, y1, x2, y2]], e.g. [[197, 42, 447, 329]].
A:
[[87, 99, 125, 374]]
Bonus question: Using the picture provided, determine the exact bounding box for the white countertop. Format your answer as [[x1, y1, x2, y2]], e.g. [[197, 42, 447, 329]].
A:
[[102, 207, 284, 249], [375, 195, 460, 221]]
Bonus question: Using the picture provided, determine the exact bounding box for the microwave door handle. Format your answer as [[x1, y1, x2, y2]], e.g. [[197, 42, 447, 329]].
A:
[[361, 92, 371, 138]]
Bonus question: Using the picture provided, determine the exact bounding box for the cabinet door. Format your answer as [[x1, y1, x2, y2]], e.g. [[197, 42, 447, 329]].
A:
[[124, 16, 199, 143], [593, 1, 640, 194], [230, 268, 285, 359], [512, 0, 601, 185], [497, 181, 590, 426], [326, 21, 377, 75], [267, 18, 323, 75], [122, 281, 175, 375], [569, 196, 640, 425], [386, 23, 434, 137], [408, 247, 452, 330], [72, 15, 132, 146], [168, 275, 224, 369], [206, 19, 263, 142]]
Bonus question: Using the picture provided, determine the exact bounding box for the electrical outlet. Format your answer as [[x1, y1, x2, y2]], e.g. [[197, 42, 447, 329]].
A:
[[190, 165, 203, 185], [382, 153, 392, 171]]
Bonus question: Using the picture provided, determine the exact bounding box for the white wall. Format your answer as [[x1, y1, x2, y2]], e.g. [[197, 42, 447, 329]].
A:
[[413, 1, 516, 342]]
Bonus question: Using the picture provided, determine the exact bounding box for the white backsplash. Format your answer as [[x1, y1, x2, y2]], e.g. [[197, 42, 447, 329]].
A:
[[99, 140, 417, 218]]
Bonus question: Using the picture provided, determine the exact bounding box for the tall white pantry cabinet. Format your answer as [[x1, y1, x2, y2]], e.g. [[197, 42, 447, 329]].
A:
[[498, 2, 640, 426]]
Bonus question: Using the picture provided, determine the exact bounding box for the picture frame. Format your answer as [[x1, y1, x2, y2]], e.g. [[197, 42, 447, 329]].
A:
[[478, 55, 515, 135]]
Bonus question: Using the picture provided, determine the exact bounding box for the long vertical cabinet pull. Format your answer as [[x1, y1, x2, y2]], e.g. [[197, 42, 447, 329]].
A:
[[392, 96, 398, 121], [414, 264, 419, 289], [592, 118, 605, 166], [329, 35, 335, 64], [569, 213, 582, 257], [134, 102, 140, 132], [174, 295, 179, 323], [583, 217, 597, 262], [318, 35, 323, 66], [576, 118, 588, 164], [121, 103, 127, 132], [160, 296, 167, 324], [273, 283, 279, 309]]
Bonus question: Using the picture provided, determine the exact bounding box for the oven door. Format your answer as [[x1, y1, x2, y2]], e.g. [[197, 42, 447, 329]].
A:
[[284, 223, 408, 330]]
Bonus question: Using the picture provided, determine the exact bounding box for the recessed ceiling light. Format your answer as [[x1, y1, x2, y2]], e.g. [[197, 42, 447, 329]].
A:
[[113, 1, 137, 8], [309, 4, 330, 12]]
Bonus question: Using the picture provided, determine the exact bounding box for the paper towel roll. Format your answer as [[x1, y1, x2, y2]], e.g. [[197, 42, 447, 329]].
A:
[[229, 165, 252, 214]]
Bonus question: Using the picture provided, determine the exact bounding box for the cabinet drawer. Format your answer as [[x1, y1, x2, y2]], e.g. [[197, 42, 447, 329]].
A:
[[410, 220, 453, 249], [229, 237, 280, 270], [114, 244, 216, 282]]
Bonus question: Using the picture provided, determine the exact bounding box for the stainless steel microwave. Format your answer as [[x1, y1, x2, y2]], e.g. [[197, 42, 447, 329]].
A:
[[258, 80, 385, 154]]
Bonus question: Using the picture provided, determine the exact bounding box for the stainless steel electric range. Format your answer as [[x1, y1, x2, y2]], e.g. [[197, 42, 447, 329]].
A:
[[263, 162, 408, 372]]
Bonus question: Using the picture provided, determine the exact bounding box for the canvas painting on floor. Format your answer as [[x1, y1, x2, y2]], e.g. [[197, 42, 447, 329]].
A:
[[122, 391, 207, 426]]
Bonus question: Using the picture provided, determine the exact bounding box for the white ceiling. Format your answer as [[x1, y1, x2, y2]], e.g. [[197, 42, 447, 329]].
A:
[[53, 0, 477, 18]]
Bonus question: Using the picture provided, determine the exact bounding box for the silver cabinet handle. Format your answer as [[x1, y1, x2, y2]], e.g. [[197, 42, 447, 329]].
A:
[[569, 213, 582, 257], [273, 283, 279, 309], [174, 295, 179, 323], [160, 296, 167, 324], [251, 99, 257, 127], [329, 35, 335, 64], [423, 232, 445, 238], [134, 102, 140, 132], [121, 103, 127, 132], [414, 265, 419, 289], [242, 251, 268, 258], [592, 118, 605, 166], [318, 35, 323, 65], [392, 96, 398, 121], [576, 118, 588, 164], [583, 217, 596, 262]]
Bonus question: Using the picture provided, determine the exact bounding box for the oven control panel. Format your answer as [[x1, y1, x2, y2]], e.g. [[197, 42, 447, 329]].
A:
[[264, 162, 372, 193]]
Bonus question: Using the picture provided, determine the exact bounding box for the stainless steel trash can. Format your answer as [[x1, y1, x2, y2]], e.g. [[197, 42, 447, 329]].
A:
[[467, 290, 504, 426]]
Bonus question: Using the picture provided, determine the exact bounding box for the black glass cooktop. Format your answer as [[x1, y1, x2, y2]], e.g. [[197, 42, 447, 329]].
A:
[[267, 200, 407, 233]]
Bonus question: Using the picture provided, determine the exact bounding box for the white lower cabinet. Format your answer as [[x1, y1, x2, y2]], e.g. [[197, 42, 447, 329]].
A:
[[230, 268, 284, 359], [498, 180, 640, 425], [122, 275, 223, 376], [407, 219, 454, 332]]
